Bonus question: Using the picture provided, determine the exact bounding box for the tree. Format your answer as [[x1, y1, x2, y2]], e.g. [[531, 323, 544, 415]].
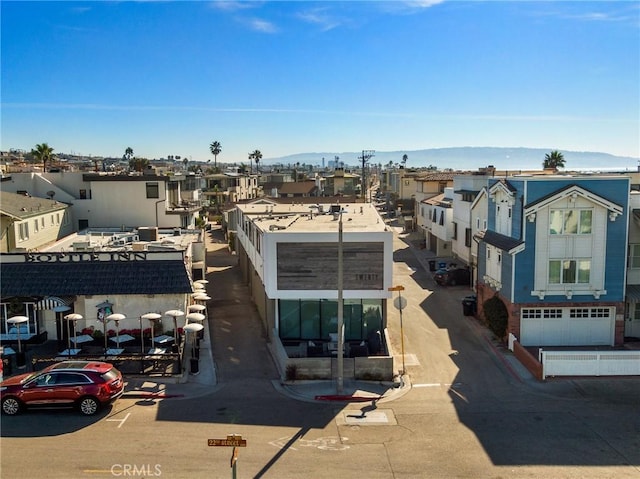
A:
[[401, 154, 408, 169], [129, 157, 149, 172], [183, 157, 189, 170], [209, 141, 222, 168], [124, 147, 134, 162], [543, 150, 565, 170], [249, 149, 262, 174], [31, 143, 54, 172]]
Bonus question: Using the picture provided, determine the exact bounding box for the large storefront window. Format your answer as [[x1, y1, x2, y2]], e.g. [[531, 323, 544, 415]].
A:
[[279, 300, 301, 339], [278, 299, 383, 342]]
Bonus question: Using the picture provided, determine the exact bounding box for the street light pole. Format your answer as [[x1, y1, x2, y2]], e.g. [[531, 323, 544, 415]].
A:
[[337, 209, 344, 394], [388, 285, 406, 375]]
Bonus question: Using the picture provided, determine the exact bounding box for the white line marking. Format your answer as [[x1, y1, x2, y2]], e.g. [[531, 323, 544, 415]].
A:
[[106, 412, 130, 428]]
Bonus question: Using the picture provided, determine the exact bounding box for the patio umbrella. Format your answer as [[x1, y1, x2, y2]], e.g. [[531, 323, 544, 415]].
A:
[[164, 310, 185, 345], [185, 312, 205, 324], [63, 313, 83, 353], [193, 282, 205, 290], [141, 313, 162, 353], [105, 313, 126, 348], [192, 294, 211, 301], [194, 279, 209, 285], [187, 304, 206, 313], [7, 316, 29, 354]]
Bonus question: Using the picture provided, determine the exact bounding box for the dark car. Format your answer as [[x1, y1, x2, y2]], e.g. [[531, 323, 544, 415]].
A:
[[434, 267, 471, 286], [0, 360, 124, 416]]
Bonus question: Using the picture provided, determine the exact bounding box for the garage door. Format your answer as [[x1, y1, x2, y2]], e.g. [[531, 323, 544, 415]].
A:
[[520, 307, 614, 346]]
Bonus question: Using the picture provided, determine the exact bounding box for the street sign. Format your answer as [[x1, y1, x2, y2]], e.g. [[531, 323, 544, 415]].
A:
[[208, 435, 247, 447], [393, 296, 407, 311], [388, 285, 405, 292]]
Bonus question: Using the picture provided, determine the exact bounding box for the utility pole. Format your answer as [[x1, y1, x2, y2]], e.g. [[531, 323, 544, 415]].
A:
[[359, 150, 375, 202]]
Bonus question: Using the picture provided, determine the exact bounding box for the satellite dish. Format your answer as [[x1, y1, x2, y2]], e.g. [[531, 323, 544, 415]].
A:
[[46, 191, 55, 199]]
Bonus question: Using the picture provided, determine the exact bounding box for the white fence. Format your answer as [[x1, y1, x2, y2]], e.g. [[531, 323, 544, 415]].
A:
[[539, 349, 640, 380]]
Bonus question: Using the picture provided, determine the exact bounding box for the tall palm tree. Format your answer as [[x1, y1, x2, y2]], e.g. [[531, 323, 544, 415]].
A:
[[31, 143, 54, 172], [401, 154, 408, 168], [249, 149, 262, 174], [543, 150, 566, 170], [209, 141, 222, 168]]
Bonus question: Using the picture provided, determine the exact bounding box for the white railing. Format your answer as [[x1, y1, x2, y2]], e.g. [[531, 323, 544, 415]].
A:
[[540, 349, 640, 380]]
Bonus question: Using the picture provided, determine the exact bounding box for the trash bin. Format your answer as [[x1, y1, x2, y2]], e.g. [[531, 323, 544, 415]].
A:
[[462, 296, 477, 316], [428, 260, 436, 272], [438, 262, 447, 270]]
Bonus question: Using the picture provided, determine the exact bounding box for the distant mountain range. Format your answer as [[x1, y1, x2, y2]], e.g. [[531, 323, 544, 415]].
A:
[[267, 147, 639, 172]]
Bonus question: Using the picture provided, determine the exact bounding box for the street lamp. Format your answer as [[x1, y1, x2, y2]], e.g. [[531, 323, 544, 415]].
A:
[[337, 207, 345, 394], [388, 285, 407, 375]]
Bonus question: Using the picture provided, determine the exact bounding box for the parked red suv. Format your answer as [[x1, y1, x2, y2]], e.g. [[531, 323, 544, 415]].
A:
[[0, 360, 124, 416]]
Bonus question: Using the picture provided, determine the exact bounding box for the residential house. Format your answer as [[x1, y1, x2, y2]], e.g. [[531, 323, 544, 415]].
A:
[[476, 174, 629, 347], [0, 191, 73, 252], [1, 171, 202, 230]]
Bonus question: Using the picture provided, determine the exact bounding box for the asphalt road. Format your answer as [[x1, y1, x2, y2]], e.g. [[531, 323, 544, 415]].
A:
[[1, 225, 638, 479]]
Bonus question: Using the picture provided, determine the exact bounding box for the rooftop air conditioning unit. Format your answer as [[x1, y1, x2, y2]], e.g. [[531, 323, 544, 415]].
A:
[[72, 241, 91, 251]]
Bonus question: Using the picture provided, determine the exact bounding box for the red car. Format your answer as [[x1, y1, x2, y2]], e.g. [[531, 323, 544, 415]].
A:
[[0, 360, 124, 416]]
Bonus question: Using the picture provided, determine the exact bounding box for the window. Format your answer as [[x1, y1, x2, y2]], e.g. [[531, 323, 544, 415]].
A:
[[79, 189, 87, 199], [465, 228, 472, 247], [630, 244, 640, 268], [549, 209, 592, 235], [146, 182, 159, 199], [18, 222, 29, 241], [549, 259, 591, 284], [34, 219, 39, 233], [41, 218, 45, 229], [439, 211, 444, 226], [452, 222, 457, 240]]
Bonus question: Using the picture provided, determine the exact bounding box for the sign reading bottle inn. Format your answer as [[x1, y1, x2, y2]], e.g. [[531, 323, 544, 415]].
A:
[[208, 435, 247, 447], [1, 251, 184, 264]]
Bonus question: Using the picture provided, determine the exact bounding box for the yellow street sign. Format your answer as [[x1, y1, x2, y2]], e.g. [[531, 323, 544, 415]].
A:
[[388, 285, 405, 291], [208, 435, 247, 447]]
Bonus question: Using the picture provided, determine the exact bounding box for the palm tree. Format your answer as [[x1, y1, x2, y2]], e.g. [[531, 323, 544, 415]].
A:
[[31, 143, 54, 172], [183, 157, 189, 170], [401, 154, 408, 168], [129, 157, 149, 172], [249, 149, 262, 174], [543, 150, 566, 170], [209, 141, 222, 168]]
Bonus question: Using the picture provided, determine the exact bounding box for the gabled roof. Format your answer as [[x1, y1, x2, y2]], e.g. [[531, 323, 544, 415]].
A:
[[524, 183, 623, 218], [0, 258, 193, 296], [416, 172, 457, 182], [488, 178, 517, 196], [478, 230, 524, 254], [422, 193, 446, 205], [470, 186, 488, 210], [0, 191, 68, 220], [277, 181, 317, 195]]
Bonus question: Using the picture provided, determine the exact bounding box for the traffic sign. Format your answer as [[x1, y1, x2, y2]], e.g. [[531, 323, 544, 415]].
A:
[[393, 296, 407, 311], [208, 435, 247, 447]]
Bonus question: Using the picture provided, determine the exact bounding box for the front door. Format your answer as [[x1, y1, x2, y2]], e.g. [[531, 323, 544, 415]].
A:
[[626, 302, 640, 339]]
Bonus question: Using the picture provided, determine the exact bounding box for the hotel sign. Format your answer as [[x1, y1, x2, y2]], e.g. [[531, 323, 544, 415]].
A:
[[25, 252, 150, 263]]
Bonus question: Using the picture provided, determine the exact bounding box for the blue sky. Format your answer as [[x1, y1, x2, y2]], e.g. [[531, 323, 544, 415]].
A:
[[1, 0, 639, 165]]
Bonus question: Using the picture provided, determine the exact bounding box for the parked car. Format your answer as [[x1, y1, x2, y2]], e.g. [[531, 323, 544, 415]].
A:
[[0, 360, 124, 416], [434, 267, 471, 286]]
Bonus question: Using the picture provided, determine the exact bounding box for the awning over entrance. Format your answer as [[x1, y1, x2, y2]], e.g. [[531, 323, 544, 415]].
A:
[[35, 296, 75, 311]]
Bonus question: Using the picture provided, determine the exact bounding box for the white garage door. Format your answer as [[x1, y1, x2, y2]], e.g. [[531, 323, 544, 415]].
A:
[[520, 307, 614, 346]]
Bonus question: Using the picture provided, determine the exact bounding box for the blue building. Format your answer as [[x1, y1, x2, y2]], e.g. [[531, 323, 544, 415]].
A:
[[476, 175, 629, 347]]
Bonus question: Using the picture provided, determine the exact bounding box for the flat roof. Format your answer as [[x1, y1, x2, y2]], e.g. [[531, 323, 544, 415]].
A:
[[237, 202, 389, 234]]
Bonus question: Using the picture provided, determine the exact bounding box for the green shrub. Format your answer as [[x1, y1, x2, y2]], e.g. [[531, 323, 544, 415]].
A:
[[483, 296, 508, 340]]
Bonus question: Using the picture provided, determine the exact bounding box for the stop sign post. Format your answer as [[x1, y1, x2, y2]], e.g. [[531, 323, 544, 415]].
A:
[[388, 285, 406, 375]]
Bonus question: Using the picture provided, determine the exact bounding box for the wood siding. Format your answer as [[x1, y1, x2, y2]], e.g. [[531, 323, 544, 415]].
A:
[[277, 242, 384, 290]]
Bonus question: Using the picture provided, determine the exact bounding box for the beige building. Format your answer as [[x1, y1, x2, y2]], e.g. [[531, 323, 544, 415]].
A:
[[0, 191, 73, 252]]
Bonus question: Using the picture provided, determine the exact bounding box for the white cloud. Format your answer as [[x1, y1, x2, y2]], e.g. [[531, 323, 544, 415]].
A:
[[247, 17, 278, 33], [295, 7, 341, 32]]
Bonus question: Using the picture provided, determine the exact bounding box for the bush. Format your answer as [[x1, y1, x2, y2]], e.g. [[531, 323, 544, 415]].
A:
[[483, 296, 508, 341], [285, 363, 298, 381]]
